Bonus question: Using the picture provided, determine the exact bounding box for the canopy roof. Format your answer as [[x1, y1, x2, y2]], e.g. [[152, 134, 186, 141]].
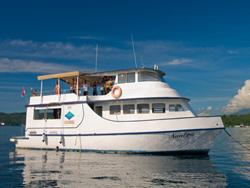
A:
[[38, 71, 106, 86], [37, 71, 82, 81], [37, 68, 165, 86]]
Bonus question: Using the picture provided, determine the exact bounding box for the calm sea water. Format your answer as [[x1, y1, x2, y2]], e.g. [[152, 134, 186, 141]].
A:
[[0, 126, 249, 188]]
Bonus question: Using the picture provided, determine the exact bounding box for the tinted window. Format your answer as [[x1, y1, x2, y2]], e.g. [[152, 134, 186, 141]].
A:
[[110, 105, 121, 115], [47, 108, 61, 119], [127, 72, 135, 83], [118, 72, 135, 83], [95, 106, 103, 117], [137, 104, 150, 114], [169, 104, 184, 112], [138, 71, 161, 82], [34, 108, 61, 120], [118, 73, 127, 84], [152, 103, 165, 113], [34, 109, 46, 120], [123, 104, 135, 114]]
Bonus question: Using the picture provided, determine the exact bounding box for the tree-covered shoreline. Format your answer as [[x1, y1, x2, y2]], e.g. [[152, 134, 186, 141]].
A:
[[0, 112, 26, 126], [222, 114, 250, 127], [0, 112, 250, 127]]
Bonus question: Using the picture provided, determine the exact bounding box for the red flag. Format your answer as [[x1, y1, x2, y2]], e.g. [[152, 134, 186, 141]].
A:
[[21, 87, 26, 97]]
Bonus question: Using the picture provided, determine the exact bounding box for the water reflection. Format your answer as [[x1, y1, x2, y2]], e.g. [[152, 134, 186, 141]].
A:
[[10, 149, 227, 187], [211, 128, 250, 185]]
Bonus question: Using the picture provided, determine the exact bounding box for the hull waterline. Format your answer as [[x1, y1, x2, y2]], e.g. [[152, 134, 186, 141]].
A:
[[11, 128, 223, 155]]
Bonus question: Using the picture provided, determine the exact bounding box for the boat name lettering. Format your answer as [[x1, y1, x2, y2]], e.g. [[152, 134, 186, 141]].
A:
[[170, 132, 194, 139]]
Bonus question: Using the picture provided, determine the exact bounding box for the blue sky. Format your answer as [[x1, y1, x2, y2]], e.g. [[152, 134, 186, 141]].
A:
[[0, 0, 250, 114]]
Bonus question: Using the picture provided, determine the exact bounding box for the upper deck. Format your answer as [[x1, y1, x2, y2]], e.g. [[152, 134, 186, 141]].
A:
[[29, 67, 186, 105]]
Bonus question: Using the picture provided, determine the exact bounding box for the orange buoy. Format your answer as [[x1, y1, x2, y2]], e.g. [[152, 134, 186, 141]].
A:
[[111, 86, 122, 99]]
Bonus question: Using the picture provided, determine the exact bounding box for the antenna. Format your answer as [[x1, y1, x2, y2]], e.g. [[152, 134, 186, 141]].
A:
[[131, 35, 138, 68], [95, 44, 98, 72], [140, 56, 145, 68]]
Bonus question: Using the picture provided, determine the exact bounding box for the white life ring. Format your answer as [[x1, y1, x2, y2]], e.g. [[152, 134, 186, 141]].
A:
[[111, 86, 122, 99]]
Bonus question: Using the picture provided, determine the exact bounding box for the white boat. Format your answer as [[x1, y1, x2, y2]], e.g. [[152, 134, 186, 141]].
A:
[[10, 67, 224, 154]]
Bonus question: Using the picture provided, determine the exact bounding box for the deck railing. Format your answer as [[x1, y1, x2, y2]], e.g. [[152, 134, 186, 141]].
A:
[[30, 88, 107, 97]]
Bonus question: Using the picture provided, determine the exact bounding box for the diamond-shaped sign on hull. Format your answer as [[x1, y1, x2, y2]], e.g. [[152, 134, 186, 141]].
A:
[[65, 111, 74, 120]]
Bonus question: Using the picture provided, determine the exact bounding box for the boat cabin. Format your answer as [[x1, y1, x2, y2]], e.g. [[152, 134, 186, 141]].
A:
[[28, 68, 195, 123]]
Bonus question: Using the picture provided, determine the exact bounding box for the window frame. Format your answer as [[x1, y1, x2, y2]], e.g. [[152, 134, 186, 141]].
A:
[[137, 104, 150, 114], [33, 109, 46, 120], [127, 72, 135, 83], [138, 71, 162, 82], [152, 103, 165, 113], [110, 105, 121, 115], [118, 73, 127, 84], [123, 104, 135, 114], [33, 108, 61, 120], [169, 104, 184, 112], [118, 72, 135, 84]]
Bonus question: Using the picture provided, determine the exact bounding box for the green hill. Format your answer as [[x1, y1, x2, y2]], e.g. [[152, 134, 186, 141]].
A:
[[222, 113, 250, 127], [0, 112, 26, 126]]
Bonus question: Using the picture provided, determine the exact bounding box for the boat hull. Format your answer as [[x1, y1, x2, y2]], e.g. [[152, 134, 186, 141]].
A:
[[11, 128, 223, 154]]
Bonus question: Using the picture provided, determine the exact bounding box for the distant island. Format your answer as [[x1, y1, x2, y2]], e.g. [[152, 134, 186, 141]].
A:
[[0, 112, 26, 126], [221, 114, 250, 127], [0, 112, 250, 127]]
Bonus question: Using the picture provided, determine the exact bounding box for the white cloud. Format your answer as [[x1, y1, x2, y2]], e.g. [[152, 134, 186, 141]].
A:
[[0, 58, 85, 73], [198, 106, 213, 116], [0, 39, 131, 66], [158, 58, 193, 67], [0, 38, 249, 73], [227, 50, 239, 55], [0, 39, 98, 61], [166, 58, 193, 65], [223, 80, 250, 114], [69, 35, 104, 41]]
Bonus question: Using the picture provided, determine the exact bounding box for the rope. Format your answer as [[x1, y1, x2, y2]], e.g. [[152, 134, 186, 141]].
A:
[[224, 129, 250, 151]]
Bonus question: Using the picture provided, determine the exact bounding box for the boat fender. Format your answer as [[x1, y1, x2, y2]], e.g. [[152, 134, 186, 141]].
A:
[[111, 86, 122, 99], [42, 133, 48, 145], [60, 135, 65, 146]]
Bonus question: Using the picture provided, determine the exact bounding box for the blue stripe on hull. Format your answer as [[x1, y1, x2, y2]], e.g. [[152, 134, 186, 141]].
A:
[[16, 147, 210, 156], [28, 127, 224, 137]]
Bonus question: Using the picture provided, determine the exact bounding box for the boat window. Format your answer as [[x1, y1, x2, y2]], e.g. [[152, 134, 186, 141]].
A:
[[34, 109, 46, 120], [137, 104, 150, 114], [34, 108, 61, 120], [123, 104, 135, 114], [138, 71, 161, 82], [118, 73, 127, 84], [118, 72, 135, 83], [169, 104, 184, 112], [110, 105, 121, 115], [47, 108, 61, 119], [127, 72, 135, 83], [95, 106, 103, 117], [152, 103, 165, 113]]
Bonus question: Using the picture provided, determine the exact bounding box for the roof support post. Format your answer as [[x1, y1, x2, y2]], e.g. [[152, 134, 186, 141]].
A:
[[58, 78, 61, 102], [76, 76, 79, 96], [40, 80, 43, 103], [58, 78, 60, 93]]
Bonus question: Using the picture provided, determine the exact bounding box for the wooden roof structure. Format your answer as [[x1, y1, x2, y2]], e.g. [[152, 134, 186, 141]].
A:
[[37, 68, 165, 86], [37, 71, 81, 81], [37, 71, 106, 86]]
